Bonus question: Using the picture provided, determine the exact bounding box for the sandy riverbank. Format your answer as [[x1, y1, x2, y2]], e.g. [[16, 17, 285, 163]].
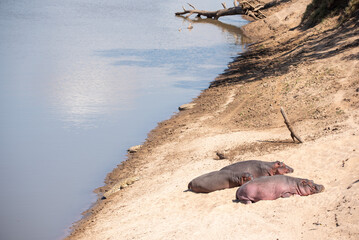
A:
[[67, 0, 359, 239]]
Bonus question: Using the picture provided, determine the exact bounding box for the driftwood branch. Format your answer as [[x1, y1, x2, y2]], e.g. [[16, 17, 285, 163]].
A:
[[241, 1, 266, 18], [175, 0, 266, 20], [176, 3, 244, 20], [280, 107, 303, 143], [187, 3, 196, 10]]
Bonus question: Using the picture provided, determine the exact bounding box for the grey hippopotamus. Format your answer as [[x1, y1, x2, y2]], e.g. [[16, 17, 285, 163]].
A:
[[220, 160, 294, 179], [188, 170, 253, 193], [236, 175, 325, 204]]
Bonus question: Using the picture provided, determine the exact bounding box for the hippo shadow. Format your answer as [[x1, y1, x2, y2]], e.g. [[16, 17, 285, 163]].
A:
[[183, 189, 212, 194], [257, 140, 298, 144], [232, 199, 252, 204]]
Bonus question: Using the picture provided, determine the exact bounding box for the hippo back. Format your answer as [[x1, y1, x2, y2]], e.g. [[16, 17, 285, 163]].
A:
[[236, 175, 324, 203], [188, 170, 252, 193], [220, 160, 270, 178]]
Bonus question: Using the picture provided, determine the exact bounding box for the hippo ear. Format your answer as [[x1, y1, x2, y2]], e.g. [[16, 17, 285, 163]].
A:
[[307, 180, 315, 188], [274, 161, 282, 168], [300, 180, 308, 186]]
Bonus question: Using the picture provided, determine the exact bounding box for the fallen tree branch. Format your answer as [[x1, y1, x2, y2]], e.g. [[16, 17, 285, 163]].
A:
[[175, 0, 266, 20], [241, 0, 265, 17], [280, 107, 303, 143], [176, 3, 245, 20], [187, 3, 196, 10]]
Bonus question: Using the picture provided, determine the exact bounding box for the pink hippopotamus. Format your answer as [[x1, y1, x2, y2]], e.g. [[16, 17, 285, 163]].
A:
[[188, 170, 253, 193], [236, 175, 325, 204], [221, 160, 294, 179]]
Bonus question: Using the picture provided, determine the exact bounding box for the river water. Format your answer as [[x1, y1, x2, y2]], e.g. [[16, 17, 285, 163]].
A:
[[0, 0, 248, 239]]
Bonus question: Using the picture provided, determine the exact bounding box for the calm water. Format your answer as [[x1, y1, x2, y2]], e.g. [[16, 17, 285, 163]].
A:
[[0, 1, 248, 239]]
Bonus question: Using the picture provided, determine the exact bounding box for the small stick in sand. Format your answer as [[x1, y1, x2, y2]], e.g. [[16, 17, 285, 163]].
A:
[[347, 179, 359, 189], [280, 107, 303, 143]]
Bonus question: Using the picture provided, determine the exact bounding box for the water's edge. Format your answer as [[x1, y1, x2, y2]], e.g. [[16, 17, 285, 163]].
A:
[[0, 1, 250, 239], [66, 21, 254, 240]]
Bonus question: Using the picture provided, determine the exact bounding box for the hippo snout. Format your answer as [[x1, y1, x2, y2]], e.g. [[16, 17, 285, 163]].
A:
[[315, 184, 325, 193], [275, 162, 294, 175], [277, 165, 294, 175], [286, 166, 294, 173]]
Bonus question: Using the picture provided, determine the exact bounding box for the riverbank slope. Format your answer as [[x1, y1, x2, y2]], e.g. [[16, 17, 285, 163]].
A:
[[67, 0, 359, 239]]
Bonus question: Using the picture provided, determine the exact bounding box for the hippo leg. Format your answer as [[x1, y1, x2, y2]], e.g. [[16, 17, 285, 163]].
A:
[[236, 195, 253, 204], [281, 192, 293, 198]]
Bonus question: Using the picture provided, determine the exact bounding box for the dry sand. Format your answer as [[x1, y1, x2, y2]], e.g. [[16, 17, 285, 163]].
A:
[[67, 0, 359, 239], [70, 126, 359, 240]]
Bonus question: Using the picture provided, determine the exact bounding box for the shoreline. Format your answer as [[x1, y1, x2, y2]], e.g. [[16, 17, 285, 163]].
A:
[[67, 0, 359, 239]]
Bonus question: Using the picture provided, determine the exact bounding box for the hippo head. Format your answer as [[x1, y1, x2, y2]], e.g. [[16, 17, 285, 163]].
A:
[[298, 179, 325, 196], [240, 173, 253, 185], [273, 161, 294, 175]]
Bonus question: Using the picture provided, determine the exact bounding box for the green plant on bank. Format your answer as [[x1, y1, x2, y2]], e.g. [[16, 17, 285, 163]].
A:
[[258, 44, 265, 50], [302, 0, 358, 28], [336, 107, 345, 115], [284, 82, 291, 94]]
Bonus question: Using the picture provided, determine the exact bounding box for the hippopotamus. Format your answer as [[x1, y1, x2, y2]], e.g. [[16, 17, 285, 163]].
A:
[[236, 175, 325, 204], [188, 170, 253, 193], [220, 160, 294, 179]]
